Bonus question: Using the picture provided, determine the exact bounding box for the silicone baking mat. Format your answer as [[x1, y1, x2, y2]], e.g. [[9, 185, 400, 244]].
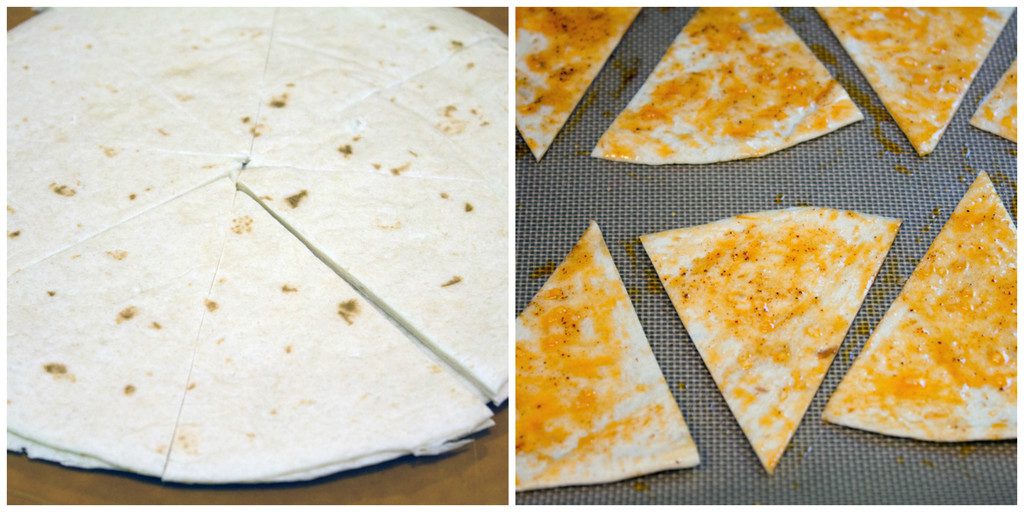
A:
[[515, 7, 1017, 505]]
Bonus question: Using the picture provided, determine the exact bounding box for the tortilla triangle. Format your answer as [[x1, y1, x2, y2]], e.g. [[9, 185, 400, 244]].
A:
[[594, 7, 862, 165], [971, 59, 1017, 142], [818, 7, 1013, 155], [516, 7, 641, 160], [162, 192, 492, 483], [824, 172, 1016, 441], [516, 222, 699, 490], [642, 208, 899, 472], [7, 178, 236, 476]]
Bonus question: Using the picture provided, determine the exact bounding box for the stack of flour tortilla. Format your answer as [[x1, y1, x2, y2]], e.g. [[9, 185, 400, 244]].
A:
[[8, 8, 507, 484]]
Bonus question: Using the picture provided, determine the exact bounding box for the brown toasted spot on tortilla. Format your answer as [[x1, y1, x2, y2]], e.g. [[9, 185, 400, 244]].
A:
[[428, 24, 438, 31], [7, 205, 15, 213], [150, 321, 162, 329], [8, 230, 20, 238], [286, 82, 295, 88], [116, 306, 137, 323], [440, 192, 449, 199], [47, 291, 56, 297], [216, 337, 225, 345], [338, 144, 353, 157], [85, 43, 92, 49], [269, 92, 289, 108], [155, 444, 167, 454], [250, 124, 264, 137], [231, 215, 254, 234], [129, 193, 137, 200], [467, 62, 475, 69], [372, 163, 381, 170], [408, 149, 418, 157], [270, 409, 277, 415], [175, 429, 200, 456], [259, 195, 273, 201], [204, 300, 218, 312], [22, 64, 29, 70], [464, 202, 474, 212], [107, 250, 128, 260], [390, 162, 411, 176], [817, 346, 838, 359], [157, 128, 169, 137], [429, 365, 443, 373], [451, 40, 464, 49], [338, 299, 360, 325], [444, 105, 457, 117], [175, 93, 194, 102], [246, 432, 256, 440], [285, 190, 308, 208], [241, 116, 251, 124], [49, 183, 76, 197], [441, 276, 463, 287], [123, 384, 136, 395], [44, 363, 67, 374], [281, 284, 298, 293], [187, 382, 196, 391], [285, 345, 293, 354]]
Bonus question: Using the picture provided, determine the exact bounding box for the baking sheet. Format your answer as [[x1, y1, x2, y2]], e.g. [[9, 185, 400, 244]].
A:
[[515, 7, 1017, 505]]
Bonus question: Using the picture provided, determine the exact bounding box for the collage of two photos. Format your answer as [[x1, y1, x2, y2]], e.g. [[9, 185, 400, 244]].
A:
[[5, 4, 1019, 506]]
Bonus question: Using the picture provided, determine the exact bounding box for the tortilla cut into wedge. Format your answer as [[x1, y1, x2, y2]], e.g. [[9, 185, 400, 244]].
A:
[[818, 8, 1013, 155], [249, 8, 506, 177], [162, 192, 492, 483], [824, 172, 1016, 441], [516, 7, 641, 160], [971, 60, 1017, 142], [642, 208, 899, 473], [593, 7, 862, 165], [237, 166, 508, 404], [7, 178, 236, 477], [516, 222, 699, 491]]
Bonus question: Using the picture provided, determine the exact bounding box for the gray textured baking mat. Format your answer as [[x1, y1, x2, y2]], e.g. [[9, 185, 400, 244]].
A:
[[515, 7, 1017, 505]]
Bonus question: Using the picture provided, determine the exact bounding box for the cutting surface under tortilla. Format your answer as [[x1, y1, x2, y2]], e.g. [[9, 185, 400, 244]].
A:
[[971, 60, 1017, 142], [593, 7, 862, 165], [162, 192, 492, 483], [642, 208, 899, 473], [7, 178, 237, 477], [818, 7, 1013, 155], [823, 172, 1016, 441], [238, 166, 508, 404], [516, 222, 699, 491], [516, 7, 640, 160]]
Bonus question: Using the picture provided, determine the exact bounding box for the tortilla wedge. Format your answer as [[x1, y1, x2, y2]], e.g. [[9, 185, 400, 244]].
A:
[[162, 192, 492, 483], [971, 60, 1017, 142], [237, 166, 508, 404], [823, 172, 1016, 441], [642, 208, 899, 473], [516, 222, 699, 491], [818, 7, 1013, 155], [593, 7, 862, 165], [516, 7, 641, 160], [7, 178, 236, 477]]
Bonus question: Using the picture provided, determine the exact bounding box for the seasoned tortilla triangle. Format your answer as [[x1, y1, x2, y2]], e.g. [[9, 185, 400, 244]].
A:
[[516, 7, 641, 160], [642, 208, 899, 473], [593, 7, 862, 165], [516, 222, 699, 491], [971, 59, 1017, 142], [163, 192, 492, 483], [824, 173, 1016, 442], [818, 8, 1013, 155]]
